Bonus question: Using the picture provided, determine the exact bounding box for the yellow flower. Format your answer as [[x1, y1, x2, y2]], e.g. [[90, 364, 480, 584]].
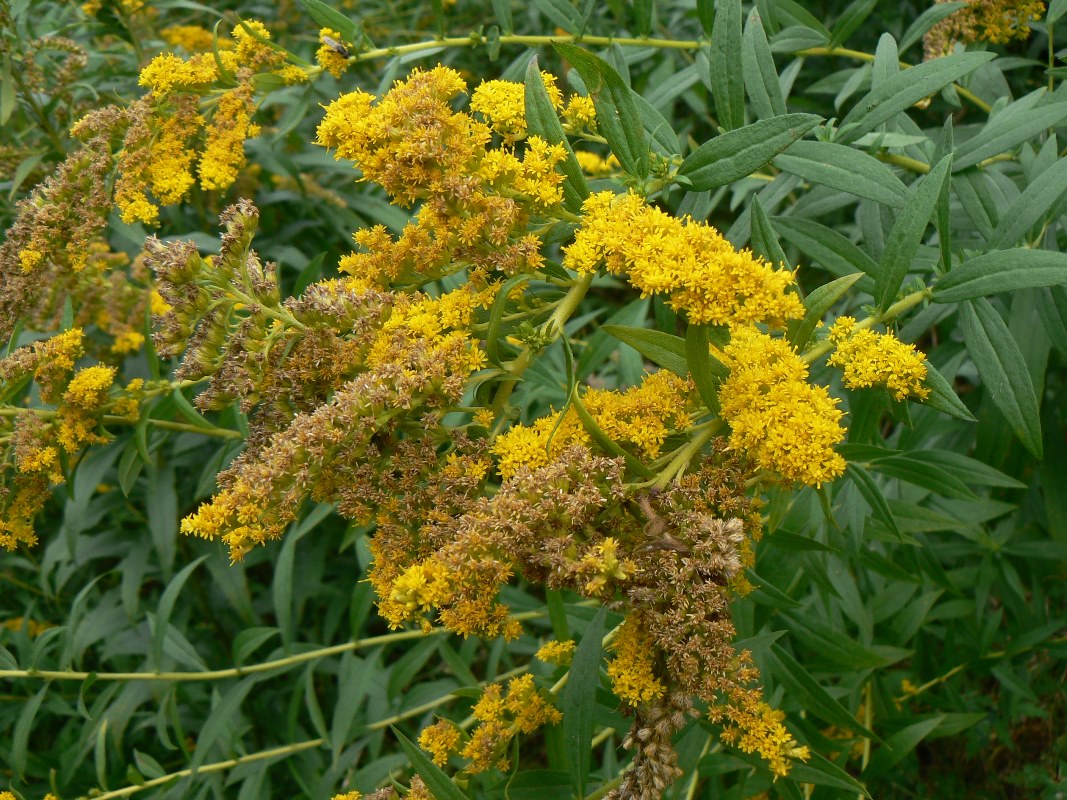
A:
[[138, 52, 218, 95], [827, 316, 929, 401], [316, 28, 350, 79], [564, 191, 804, 327], [607, 614, 666, 706], [469, 72, 561, 142], [716, 699, 810, 778], [64, 364, 116, 409], [718, 328, 845, 487], [161, 24, 230, 51], [418, 719, 462, 766], [535, 639, 576, 665]]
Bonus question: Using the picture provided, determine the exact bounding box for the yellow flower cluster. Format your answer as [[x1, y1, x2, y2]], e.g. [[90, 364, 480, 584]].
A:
[[198, 83, 259, 191], [462, 675, 562, 772], [827, 317, 929, 401], [718, 328, 846, 486], [330, 792, 362, 800], [564, 192, 805, 327], [419, 719, 463, 766], [716, 700, 810, 778], [492, 370, 692, 479], [160, 24, 230, 52], [316, 28, 350, 79], [577, 537, 636, 595], [575, 150, 620, 176], [535, 638, 576, 665], [607, 614, 667, 706], [64, 364, 116, 409], [469, 72, 562, 142]]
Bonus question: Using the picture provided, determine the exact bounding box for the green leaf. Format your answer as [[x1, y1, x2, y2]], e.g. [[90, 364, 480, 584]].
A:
[[685, 323, 730, 415], [863, 716, 944, 779], [524, 57, 588, 213], [838, 52, 996, 143], [875, 154, 952, 310], [915, 449, 1025, 488], [789, 273, 863, 349], [486, 273, 533, 366], [532, 0, 585, 33], [829, 0, 878, 48], [775, 141, 909, 207], [0, 55, 15, 126], [765, 644, 882, 741], [788, 752, 871, 795], [298, 0, 360, 43], [554, 43, 649, 177], [633, 92, 680, 156], [959, 298, 1042, 458], [152, 555, 209, 669], [987, 156, 1067, 249], [899, 2, 966, 51], [932, 249, 1067, 303], [954, 102, 1067, 172], [191, 677, 261, 769], [868, 454, 977, 499], [601, 325, 687, 377], [232, 627, 280, 666], [750, 196, 789, 267], [171, 386, 220, 431], [12, 683, 48, 779], [920, 360, 975, 421], [709, 0, 744, 130], [678, 114, 821, 190], [743, 9, 786, 119], [1037, 285, 1067, 356], [772, 215, 878, 280], [846, 463, 903, 541], [147, 465, 178, 576], [393, 728, 469, 800], [561, 605, 605, 797], [782, 611, 910, 669]]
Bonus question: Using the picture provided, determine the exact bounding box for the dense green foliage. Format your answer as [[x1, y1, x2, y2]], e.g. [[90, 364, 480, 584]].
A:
[[1, 1, 1066, 799]]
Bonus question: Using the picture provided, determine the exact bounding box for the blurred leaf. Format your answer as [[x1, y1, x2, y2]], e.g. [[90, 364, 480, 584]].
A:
[[151, 555, 209, 669], [298, 0, 360, 42], [846, 463, 903, 541], [678, 114, 821, 190], [987, 156, 1067, 249], [829, 0, 878, 47], [788, 752, 871, 795], [960, 298, 1042, 457], [900, 2, 967, 51]]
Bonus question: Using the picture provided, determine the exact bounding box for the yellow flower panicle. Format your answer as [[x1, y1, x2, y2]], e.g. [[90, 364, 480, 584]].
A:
[[492, 370, 692, 480], [198, 83, 259, 191], [139, 52, 219, 96], [316, 28, 350, 79], [574, 150, 619, 176], [718, 328, 845, 487], [564, 192, 804, 327], [607, 614, 667, 706], [827, 317, 930, 401]]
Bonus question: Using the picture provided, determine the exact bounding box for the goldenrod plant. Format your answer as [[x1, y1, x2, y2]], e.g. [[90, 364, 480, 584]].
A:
[[1, 1, 1066, 798]]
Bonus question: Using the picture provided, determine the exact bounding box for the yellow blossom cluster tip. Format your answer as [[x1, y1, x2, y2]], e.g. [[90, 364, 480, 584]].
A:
[[716, 699, 810, 778], [607, 614, 667, 706], [330, 792, 362, 800], [564, 191, 805, 327], [827, 317, 929, 401], [457, 674, 562, 773], [316, 28, 350, 79], [718, 328, 846, 487], [161, 24, 231, 52], [535, 638, 576, 665], [64, 364, 116, 409], [418, 719, 462, 766]]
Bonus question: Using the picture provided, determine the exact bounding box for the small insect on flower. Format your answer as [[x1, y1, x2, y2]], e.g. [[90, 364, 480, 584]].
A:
[[321, 35, 350, 58]]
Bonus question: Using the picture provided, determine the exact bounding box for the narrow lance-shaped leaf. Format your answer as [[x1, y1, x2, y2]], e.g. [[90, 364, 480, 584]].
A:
[[875, 154, 952, 310], [837, 51, 996, 143], [987, 156, 1067, 249], [846, 463, 903, 541], [561, 606, 606, 797], [524, 57, 588, 213], [953, 102, 1067, 172], [790, 273, 863, 349], [685, 323, 730, 415], [743, 9, 786, 119], [678, 114, 821, 190], [750, 195, 789, 268], [393, 728, 469, 800], [709, 0, 744, 130], [554, 43, 650, 178], [959, 298, 1042, 458], [920, 360, 976, 421], [932, 249, 1067, 303], [774, 140, 909, 208]]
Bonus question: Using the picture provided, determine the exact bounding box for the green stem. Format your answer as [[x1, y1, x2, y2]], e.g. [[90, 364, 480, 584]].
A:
[[878, 152, 931, 174], [0, 608, 556, 683], [77, 738, 324, 800], [651, 421, 721, 489]]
